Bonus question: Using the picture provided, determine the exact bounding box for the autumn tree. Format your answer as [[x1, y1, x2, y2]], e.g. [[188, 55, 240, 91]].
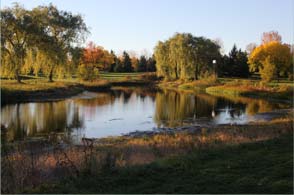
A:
[[261, 31, 282, 45], [259, 57, 276, 82], [248, 41, 291, 82], [78, 42, 104, 81]]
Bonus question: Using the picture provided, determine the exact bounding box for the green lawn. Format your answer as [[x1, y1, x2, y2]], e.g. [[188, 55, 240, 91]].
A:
[[99, 72, 143, 80]]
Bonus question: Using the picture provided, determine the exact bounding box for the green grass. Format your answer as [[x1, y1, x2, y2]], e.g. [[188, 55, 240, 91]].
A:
[[28, 133, 293, 194], [206, 82, 293, 102], [99, 72, 143, 80]]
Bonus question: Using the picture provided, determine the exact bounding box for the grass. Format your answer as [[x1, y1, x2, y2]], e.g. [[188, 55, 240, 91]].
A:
[[99, 72, 144, 80], [0, 78, 111, 104], [0, 72, 157, 103], [9, 118, 291, 194], [206, 79, 293, 102], [158, 77, 293, 103], [28, 131, 293, 194]]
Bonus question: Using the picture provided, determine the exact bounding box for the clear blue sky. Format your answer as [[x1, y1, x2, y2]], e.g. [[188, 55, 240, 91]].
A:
[[2, 0, 293, 55]]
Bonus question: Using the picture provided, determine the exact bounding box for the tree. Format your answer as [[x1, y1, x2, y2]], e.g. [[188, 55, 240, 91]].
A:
[[100, 50, 114, 71], [154, 33, 221, 80], [259, 57, 276, 82], [131, 57, 139, 72], [78, 42, 104, 81], [77, 63, 99, 81], [32, 4, 88, 82], [219, 45, 249, 78], [248, 41, 291, 82], [138, 55, 147, 72], [261, 31, 282, 45], [1, 4, 41, 82], [246, 43, 257, 55], [114, 57, 123, 72], [121, 51, 133, 72], [147, 56, 156, 72], [108, 50, 117, 72], [68, 47, 83, 76]]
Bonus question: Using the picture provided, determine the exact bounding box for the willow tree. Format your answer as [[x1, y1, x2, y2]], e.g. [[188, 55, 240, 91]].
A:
[[154, 33, 220, 81], [1, 4, 41, 82], [154, 41, 171, 80], [31, 4, 88, 82]]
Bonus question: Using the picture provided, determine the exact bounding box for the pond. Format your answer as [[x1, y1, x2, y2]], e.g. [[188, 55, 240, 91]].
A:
[[1, 87, 290, 142]]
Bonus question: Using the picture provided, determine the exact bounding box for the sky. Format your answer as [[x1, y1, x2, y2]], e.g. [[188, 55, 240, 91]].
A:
[[1, 0, 293, 55]]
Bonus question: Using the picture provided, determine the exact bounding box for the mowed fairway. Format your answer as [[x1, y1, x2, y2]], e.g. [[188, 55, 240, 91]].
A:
[[99, 72, 144, 80]]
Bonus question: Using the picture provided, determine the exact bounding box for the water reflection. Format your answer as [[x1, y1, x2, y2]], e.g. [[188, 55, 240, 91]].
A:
[[1, 87, 290, 141], [1, 101, 84, 142]]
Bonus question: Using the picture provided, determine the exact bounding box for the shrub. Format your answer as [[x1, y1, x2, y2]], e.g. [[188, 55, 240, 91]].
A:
[[77, 64, 99, 81]]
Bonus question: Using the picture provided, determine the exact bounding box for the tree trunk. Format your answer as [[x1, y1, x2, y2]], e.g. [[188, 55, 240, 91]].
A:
[[195, 65, 198, 80], [174, 67, 178, 79], [15, 70, 21, 83], [48, 68, 54, 82]]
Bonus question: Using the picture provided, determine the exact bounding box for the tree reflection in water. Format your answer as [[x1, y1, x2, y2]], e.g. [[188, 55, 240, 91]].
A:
[[1, 101, 84, 142], [1, 87, 290, 142]]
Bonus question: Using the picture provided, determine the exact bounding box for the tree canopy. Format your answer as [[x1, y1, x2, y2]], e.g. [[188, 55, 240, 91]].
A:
[[248, 41, 291, 81], [1, 3, 88, 82], [154, 33, 221, 81]]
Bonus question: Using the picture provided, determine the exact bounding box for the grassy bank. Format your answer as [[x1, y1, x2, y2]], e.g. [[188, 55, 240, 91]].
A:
[[1, 72, 156, 104], [29, 132, 293, 194], [0, 79, 112, 104], [206, 79, 293, 102], [158, 77, 293, 102], [14, 118, 292, 194]]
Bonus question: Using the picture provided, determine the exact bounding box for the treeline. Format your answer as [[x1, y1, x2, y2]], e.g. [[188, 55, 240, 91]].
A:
[[154, 31, 293, 82], [76, 42, 156, 81], [1, 4, 293, 83], [1, 4, 156, 83]]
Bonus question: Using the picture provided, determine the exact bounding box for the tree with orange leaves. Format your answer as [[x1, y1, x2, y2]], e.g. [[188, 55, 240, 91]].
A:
[[78, 42, 102, 81]]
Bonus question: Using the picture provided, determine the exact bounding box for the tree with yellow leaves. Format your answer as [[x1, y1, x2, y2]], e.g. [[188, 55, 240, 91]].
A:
[[248, 41, 291, 82]]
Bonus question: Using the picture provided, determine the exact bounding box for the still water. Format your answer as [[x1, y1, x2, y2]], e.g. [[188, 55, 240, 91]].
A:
[[1, 87, 290, 142]]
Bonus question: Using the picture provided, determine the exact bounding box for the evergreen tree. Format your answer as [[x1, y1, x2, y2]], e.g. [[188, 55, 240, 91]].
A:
[[138, 55, 147, 72], [220, 44, 249, 78], [122, 51, 133, 72], [114, 57, 122, 72], [109, 50, 117, 72], [147, 56, 156, 72]]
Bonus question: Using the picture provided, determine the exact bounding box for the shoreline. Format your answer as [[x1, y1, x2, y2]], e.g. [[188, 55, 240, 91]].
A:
[[1, 80, 155, 105], [1, 77, 293, 105]]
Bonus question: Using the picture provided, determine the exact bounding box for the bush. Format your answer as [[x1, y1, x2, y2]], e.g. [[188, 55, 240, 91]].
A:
[[78, 64, 99, 81]]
